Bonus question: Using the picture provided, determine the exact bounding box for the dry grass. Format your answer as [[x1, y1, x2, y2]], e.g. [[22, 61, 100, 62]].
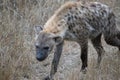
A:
[[0, 0, 120, 80]]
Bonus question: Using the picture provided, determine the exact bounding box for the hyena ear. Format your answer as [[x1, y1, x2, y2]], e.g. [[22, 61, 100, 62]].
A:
[[34, 25, 43, 35], [52, 36, 63, 45]]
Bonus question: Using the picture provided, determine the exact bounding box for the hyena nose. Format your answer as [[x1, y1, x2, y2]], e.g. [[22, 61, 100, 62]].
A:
[[36, 52, 46, 61]]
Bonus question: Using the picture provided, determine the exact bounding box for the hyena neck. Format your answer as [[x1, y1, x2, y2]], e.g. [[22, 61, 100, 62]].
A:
[[43, 15, 68, 39]]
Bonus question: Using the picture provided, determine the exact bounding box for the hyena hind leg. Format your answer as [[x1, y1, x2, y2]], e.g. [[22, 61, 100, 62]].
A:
[[117, 30, 120, 40], [91, 34, 105, 67], [116, 31, 120, 50], [104, 33, 120, 50]]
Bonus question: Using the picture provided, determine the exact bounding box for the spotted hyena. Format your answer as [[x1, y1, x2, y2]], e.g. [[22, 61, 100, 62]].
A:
[[34, 1, 120, 80]]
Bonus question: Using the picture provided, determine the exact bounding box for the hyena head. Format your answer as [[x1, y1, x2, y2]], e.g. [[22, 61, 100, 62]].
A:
[[34, 26, 62, 61]]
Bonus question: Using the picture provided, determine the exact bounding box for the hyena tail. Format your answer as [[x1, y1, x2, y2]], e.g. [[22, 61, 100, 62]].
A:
[[103, 12, 120, 50]]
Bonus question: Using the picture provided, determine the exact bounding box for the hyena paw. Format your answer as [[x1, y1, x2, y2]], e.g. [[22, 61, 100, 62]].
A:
[[44, 76, 53, 80], [80, 67, 87, 74], [44, 76, 50, 80]]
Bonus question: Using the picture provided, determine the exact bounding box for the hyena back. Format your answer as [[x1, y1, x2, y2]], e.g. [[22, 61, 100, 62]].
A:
[[34, 1, 120, 80]]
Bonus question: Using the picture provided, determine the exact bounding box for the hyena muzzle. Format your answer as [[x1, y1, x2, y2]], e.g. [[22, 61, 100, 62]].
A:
[[34, 1, 120, 80]]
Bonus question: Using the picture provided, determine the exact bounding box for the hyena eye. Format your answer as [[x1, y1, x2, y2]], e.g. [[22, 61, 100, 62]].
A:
[[43, 46, 49, 50], [36, 45, 40, 49]]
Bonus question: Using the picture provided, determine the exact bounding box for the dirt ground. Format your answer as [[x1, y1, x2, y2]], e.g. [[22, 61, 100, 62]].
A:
[[0, 0, 120, 80]]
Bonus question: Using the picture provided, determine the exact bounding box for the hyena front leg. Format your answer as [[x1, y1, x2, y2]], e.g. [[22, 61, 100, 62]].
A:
[[44, 41, 64, 80], [79, 39, 88, 74], [91, 34, 105, 67]]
